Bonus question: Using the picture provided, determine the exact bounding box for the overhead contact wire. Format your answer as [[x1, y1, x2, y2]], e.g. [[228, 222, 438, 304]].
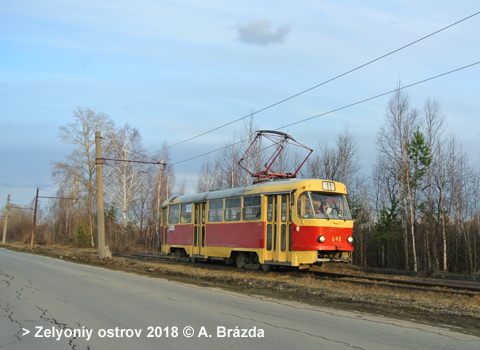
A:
[[171, 61, 480, 166], [165, 11, 480, 151]]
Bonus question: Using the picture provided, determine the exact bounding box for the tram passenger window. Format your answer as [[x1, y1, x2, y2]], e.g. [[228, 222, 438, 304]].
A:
[[266, 224, 272, 251], [225, 197, 241, 221], [243, 195, 261, 220], [267, 196, 273, 222], [208, 200, 223, 222], [168, 204, 179, 224], [180, 204, 192, 223], [281, 225, 286, 252], [281, 195, 287, 222]]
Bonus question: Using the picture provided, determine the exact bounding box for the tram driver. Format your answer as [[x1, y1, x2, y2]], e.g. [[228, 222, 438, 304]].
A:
[[316, 200, 332, 217]]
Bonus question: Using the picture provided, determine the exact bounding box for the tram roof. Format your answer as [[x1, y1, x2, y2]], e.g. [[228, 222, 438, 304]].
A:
[[162, 178, 346, 207]]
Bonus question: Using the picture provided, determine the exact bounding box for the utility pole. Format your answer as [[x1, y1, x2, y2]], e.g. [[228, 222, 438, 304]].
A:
[[96, 131, 108, 259], [30, 191, 77, 247], [95, 131, 165, 258], [2, 194, 10, 245], [30, 188, 39, 247]]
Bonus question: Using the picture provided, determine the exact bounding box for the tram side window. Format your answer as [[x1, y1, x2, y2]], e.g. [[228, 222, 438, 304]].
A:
[[168, 204, 179, 224], [180, 203, 192, 223], [281, 195, 287, 222], [243, 195, 261, 220], [208, 200, 223, 222], [267, 196, 273, 222], [225, 197, 242, 221]]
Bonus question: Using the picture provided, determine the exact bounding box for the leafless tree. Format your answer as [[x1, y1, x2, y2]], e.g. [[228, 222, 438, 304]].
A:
[[197, 113, 262, 190], [47, 181, 82, 245], [445, 135, 472, 272], [376, 83, 419, 270], [303, 126, 365, 196], [433, 137, 450, 271], [421, 98, 445, 271], [470, 166, 480, 274], [131, 171, 154, 249], [0, 206, 33, 243], [104, 124, 149, 233], [237, 114, 263, 186], [219, 131, 243, 189], [196, 156, 222, 192], [51, 107, 115, 247]]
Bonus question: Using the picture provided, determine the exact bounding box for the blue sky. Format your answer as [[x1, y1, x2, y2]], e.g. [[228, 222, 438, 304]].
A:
[[1, 1, 479, 207]]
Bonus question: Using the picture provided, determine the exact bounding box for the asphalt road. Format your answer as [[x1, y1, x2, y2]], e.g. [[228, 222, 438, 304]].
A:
[[1, 248, 479, 350]]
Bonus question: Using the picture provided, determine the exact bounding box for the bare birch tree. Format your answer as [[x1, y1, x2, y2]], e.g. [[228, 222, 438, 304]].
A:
[[196, 156, 222, 192], [104, 124, 149, 234], [51, 107, 115, 247], [239, 114, 262, 186], [421, 98, 445, 270], [219, 132, 243, 189], [197, 113, 262, 190], [376, 83, 419, 270]]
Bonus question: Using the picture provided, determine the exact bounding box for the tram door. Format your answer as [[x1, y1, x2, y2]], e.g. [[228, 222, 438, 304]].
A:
[[266, 194, 289, 263], [192, 202, 206, 257]]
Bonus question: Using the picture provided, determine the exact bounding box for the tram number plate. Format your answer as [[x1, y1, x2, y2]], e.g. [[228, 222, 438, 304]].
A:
[[332, 236, 342, 242]]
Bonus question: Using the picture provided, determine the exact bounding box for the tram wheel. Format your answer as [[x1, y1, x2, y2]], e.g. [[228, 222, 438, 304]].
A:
[[190, 257, 197, 263], [260, 264, 272, 271], [235, 252, 245, 268], [174, 249, 181, 261]]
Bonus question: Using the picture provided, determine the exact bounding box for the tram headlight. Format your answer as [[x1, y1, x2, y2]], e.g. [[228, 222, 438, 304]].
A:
[[317, 235, 326, 243], [347, 236, 353, 243]]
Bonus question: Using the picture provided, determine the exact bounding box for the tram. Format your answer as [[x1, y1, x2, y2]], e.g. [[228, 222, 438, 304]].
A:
[[160, 178, 353, 270]]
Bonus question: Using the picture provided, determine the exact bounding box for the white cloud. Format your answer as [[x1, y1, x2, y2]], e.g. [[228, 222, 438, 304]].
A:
[[236, 20, 292, 46]]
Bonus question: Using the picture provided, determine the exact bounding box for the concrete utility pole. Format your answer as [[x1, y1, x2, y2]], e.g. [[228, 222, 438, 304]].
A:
[[2, 194, 10, 245], [30, 188, 39, 247], [96, 131, 108, 259], [94, 131, 164, 258]]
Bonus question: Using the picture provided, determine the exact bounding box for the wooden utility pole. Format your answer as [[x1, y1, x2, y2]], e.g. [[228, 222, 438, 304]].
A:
[[29, 191, 77, 247], [96, 131, 107, 259], [2, 194, 10, 245], [30, 188, 39, 247]]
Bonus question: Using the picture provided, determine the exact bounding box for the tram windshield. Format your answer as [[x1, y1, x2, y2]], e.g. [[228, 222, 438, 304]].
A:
[[297, 191, 352, 220]]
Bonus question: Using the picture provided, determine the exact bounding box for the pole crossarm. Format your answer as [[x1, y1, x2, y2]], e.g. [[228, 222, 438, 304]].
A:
[[38, 196, 78, 201], [98, 158, 166, 169], [9, 205, 34, 210]]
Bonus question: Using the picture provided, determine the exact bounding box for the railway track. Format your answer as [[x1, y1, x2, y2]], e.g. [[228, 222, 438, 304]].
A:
[[305, 270, 480, 296], [117, 252, 480, 296]]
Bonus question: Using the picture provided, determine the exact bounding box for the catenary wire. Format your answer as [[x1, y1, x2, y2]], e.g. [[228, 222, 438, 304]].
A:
[[171, 61, 480, 166], [160, 11, 480, 153]]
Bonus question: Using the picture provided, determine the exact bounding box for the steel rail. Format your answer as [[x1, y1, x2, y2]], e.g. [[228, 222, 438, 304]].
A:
[[309, 271, 480, 296], [118, 253, 480, 296]]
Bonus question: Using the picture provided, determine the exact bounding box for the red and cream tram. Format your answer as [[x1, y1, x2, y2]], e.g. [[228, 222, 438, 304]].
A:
[[161, 178, 353, 270]]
